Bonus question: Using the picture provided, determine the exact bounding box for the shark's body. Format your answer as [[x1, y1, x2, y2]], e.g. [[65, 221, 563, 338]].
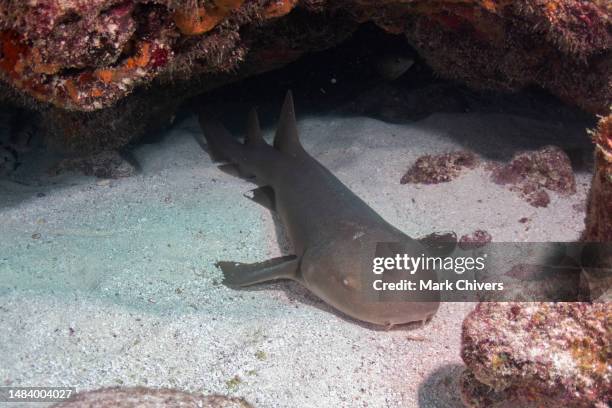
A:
[[198, 92, 452, 326]]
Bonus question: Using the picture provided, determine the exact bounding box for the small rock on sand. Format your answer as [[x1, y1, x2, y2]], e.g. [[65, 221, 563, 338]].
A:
[[50, 151, 137, 179], [490, 146, 576, 208], [458, 230, 492, 250], [400, 151, 478, 184]]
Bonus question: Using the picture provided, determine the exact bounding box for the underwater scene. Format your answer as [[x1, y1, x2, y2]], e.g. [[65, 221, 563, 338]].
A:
[[0, 1, 610, 407]]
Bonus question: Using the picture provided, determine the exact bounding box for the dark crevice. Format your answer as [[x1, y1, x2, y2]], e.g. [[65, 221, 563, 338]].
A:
[[192, 22, 594, 139], [56, 66, 90, 78], [55, 10, 82, 26]]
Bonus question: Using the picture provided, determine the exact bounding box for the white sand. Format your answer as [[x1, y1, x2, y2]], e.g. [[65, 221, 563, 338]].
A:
[[0, 110, 591, 407]]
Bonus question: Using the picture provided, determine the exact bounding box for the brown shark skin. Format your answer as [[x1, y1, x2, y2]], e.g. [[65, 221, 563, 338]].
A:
[[198, 92, 440, 327]]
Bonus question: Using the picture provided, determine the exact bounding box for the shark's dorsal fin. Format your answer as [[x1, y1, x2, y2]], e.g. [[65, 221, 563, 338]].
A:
[[273, 91, 302, 156], [246, 108, 264, 145]]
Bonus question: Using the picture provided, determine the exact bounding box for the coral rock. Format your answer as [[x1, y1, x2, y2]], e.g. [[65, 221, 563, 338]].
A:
[[582, 113, 612, 302], [49, 151, 137, 179], [401, 151, 478, 184], [490, 145, 576, 208], [0, 0, 610, 152], [584, 114, 612, 242], [460, 302, 611, 408], [458, 230, 492, 250]]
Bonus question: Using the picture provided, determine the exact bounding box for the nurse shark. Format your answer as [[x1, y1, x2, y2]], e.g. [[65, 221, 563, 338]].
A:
[[197, 92, 455, 327]]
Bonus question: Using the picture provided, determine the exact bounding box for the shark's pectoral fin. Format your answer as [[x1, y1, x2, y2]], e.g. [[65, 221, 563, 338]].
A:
[[218, 255, 299, 287], [418, 231, 457, 257], [244, 186, 276, 211]]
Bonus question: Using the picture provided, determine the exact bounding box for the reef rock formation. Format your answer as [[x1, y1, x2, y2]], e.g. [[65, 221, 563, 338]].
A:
[[584, 114, 612, 243], [490, 145, 577, 208], [460, 302, 611, 408], [49, 150, 137, 178], [581, 113, 612, 302], [401, 151, 478, 185], [51, 387, 253, 408], [0, 0, 610, 153]]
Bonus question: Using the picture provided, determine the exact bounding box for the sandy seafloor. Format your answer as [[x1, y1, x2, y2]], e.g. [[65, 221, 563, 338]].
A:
[[0, 107, 593, 407]]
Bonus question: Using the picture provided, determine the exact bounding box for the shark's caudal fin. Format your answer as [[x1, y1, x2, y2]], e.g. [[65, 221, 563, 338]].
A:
[[198, 91, 303, 165], [273, 91, 303, 156], [198, 115, 237, 163]]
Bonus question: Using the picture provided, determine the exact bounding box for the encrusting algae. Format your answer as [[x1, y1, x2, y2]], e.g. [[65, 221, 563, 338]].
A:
[[0, 0, 609, 115], [173, 0, 245, 36]]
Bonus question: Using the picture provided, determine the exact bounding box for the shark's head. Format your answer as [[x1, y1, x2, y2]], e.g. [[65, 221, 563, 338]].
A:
[[300, 236, 441, 327]]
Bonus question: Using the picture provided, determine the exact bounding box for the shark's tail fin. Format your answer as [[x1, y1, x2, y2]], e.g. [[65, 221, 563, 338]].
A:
[[273, 91, 304, 156], [198, 115, 257, 178], [197, 91, 304, 165], [197, 114, 238, 163]]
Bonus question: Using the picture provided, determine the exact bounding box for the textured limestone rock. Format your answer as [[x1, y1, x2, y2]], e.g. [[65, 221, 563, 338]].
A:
[[1, 0, 358, 152], [490, 145, 577, 208], [49, 151, 137, 178], [458, 230, 492, 250], [397, 0, 611, 115], [584, 114, 612, 243], [0, 0, 610, 153], [581, 113, 612, 303], [51, 387, 253, 408], [460, 369, 559, 408], [460, 302, 611, 408], [400, 151, 478, 185]]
